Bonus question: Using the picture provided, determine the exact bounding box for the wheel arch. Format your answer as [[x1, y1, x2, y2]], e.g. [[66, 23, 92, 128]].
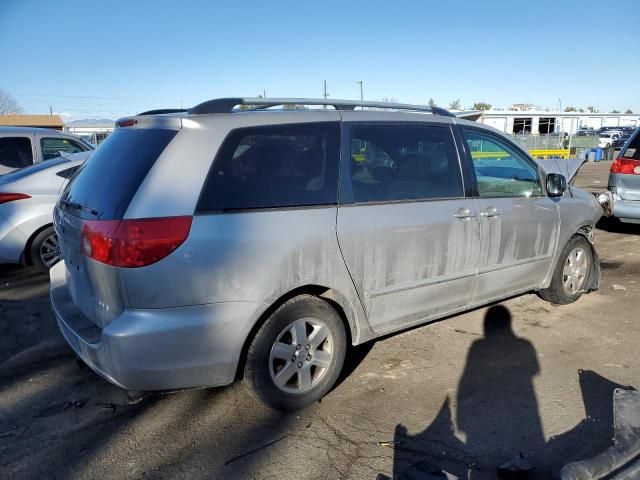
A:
[[574, 225, 600, 292], [542, 226, 600, 294], [23, 222, 55, 266], [234, 284, 358, 381]]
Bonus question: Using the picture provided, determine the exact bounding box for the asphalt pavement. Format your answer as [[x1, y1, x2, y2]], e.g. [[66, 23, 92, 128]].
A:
[[1, 160, 639, 479]]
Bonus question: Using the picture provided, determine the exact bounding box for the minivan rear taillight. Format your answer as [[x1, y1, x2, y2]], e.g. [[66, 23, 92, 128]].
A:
[[611, 157, 640, 175], [81, 216, 192, 268], [0, 193, 31, 204]]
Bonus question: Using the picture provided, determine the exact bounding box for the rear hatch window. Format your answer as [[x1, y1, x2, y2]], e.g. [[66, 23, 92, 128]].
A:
[[60, 128, 177, 219], [622, 131, 640, 160]]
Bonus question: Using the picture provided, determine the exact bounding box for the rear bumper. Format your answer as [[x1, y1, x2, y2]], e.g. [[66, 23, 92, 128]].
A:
[[611, 194, 640, 223], [50, 262, 265, 391]]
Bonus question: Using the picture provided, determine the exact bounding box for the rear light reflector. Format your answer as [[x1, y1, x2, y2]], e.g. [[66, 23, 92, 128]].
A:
[[81, 216, 192, 268], [0, 193, 31, 204], [611, 157, 640, 175], [117, 119, 137, 128]]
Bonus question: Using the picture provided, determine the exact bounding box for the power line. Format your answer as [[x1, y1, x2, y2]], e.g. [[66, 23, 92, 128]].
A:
[[14, 92, 194, 102]]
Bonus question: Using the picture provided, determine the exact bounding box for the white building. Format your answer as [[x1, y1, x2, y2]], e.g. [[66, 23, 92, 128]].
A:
[[462, 110, 639, 135], [64, 120, 115, 145]]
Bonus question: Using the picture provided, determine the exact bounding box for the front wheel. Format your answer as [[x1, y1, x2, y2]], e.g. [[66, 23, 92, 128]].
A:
[[244, 295, 347, 411], [539, 235, 593, 305]]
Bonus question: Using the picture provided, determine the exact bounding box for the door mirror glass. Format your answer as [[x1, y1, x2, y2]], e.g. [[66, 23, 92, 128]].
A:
[[546, 173, 567, 197]]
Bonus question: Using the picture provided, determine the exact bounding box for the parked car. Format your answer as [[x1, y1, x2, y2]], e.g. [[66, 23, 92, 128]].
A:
[[598, 133, 618, 148], [612, 133, 633, 150], [0, 127, 93, 175], [608, 128, 640, 223], [0, 152, 89, 271], [596, 126, 621, 135], [51, 97, 604, 410], [577, 128, 595, 137]]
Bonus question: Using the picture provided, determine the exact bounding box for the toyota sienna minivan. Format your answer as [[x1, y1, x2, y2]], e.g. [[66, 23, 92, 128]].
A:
[[51, 98, 604, 410]]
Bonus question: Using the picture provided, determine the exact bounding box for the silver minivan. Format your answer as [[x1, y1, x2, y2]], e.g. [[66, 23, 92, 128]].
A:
[[51, 98, 603, 410], [609, 128, 640, 223]]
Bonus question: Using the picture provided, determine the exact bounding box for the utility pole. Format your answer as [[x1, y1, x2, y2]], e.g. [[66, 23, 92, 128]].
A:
[[356, 81, 363, 104], [558, 98, 564, 149], [49, 106, 53, 115], [322, 80, 329, 109]]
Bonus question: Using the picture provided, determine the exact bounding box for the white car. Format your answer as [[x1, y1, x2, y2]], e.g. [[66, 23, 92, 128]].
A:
[[598, 133, 617, 148]]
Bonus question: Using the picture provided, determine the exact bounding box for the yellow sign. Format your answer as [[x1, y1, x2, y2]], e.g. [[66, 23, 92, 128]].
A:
[[471, 149, 571, 160]]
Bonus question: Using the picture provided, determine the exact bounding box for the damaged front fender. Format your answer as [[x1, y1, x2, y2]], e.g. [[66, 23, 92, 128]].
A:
[[576, 225, 601, 294]]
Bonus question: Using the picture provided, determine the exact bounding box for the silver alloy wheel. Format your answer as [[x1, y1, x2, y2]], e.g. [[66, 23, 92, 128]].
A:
[[39, 233, 62, 268], [562, 247, 589, 295], [269, 317, 334, 394]]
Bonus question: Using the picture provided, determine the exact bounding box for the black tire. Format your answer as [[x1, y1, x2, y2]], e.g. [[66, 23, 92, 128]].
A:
[[244, 295, 347, 411], [30, 226, 61, 273], [538, 235, 593, 305]]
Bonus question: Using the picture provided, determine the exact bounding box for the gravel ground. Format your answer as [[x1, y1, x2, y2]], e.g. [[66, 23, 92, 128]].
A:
[[1, 160, 638, 480]]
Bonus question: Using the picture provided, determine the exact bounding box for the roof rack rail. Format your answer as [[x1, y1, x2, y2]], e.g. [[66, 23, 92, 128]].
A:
[[138, 108, 188, 116], [188, 97, 455, 117]]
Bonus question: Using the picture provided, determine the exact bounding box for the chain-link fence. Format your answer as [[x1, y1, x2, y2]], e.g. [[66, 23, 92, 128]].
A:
[[508, 133, 601, 159], [508, 133, 598, 151]]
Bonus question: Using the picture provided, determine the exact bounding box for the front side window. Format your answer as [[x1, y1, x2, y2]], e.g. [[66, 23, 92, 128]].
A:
[[41, 137, 87, 161], [463, 129, 543, 197], [0, 137, 33, 168], [198, 122, 340, 211], [346, 124, 463, 203]]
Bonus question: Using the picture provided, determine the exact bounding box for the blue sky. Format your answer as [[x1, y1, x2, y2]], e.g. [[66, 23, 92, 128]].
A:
[[1, 0, 639, 119]]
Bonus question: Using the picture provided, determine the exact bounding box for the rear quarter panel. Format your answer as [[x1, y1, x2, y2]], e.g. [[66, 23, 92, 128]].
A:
[[609, 172, 640, 201], [116, 208, 372, 344], [0, 197, 57, 255]]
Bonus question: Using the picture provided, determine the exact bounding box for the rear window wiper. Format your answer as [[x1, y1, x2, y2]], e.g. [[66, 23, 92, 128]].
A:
[[60, 199, 99, 216]]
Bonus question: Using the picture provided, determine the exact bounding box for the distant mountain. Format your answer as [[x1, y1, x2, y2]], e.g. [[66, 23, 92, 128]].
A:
[[66, 118, 115, 125]]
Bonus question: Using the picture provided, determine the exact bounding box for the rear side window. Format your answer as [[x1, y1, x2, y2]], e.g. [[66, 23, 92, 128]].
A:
[[622, 131, 640, 160], [61, 128, 177, 219], [56, 165, 80, 179], [0, 137, 33, 168], [198, 122, 340, 211], [41, 137, 87, 160], [346, 124, 463, 203]]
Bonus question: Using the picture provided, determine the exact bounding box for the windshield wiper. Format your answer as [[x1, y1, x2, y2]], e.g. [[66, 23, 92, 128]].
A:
[[60, 199, 99, 216]]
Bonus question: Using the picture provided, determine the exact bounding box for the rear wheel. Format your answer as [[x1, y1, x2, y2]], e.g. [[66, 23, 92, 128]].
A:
[[539, 235, 592, 305], [244, 295, 347, 411], [30, 226, 62, 273]]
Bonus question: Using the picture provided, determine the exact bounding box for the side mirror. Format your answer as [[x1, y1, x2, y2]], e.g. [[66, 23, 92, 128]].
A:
[[546, 173, 567, 197]]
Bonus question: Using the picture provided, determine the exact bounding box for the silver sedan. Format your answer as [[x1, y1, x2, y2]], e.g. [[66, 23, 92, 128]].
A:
[[0, 152, 89, 271]]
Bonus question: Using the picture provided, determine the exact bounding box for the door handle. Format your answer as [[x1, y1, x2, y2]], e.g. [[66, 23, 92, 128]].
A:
[[480, 207, 501, 217], [453, 208, 476, 219]]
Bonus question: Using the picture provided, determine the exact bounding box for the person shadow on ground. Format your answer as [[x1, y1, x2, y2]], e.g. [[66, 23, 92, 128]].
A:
[[390, 305, 631, 479], [391, 305, 544, 478], [456, 305, 544, 463]]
